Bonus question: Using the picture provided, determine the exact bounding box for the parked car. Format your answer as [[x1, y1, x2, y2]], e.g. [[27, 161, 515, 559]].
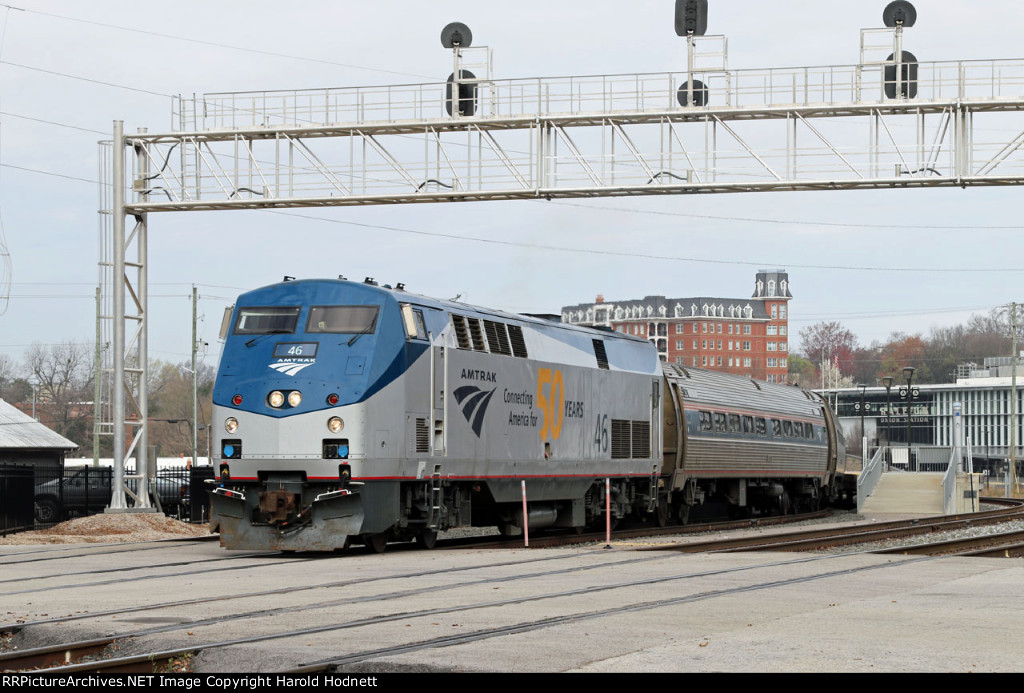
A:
[[33, 466, 189, 523]]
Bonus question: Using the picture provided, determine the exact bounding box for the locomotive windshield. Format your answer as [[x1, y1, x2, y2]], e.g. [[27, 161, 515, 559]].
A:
[[233, 307, 301, 334], [306, 305, 379, 334]]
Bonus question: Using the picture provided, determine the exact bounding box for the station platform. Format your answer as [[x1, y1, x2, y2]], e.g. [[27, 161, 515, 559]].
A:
[[859, 472, 945, 515]]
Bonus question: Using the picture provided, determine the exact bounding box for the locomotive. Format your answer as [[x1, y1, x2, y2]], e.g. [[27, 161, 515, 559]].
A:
[[209, 277, 845, 552]]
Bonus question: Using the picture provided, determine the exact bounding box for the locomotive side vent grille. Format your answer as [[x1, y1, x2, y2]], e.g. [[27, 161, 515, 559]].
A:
[[611, 419, 651, 459], [593, 339, 609, 370], [467, 317, 487, 351], [484, 319, 512, 356], [611, 419, 631, 459], [507, 325, 528, 358], [415, 418, 430, 453], [451, 314, 471, 349], [631, 421, 651, 458]]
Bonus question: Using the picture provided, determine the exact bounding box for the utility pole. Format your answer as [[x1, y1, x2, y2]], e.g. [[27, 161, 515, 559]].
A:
[[93, 286, 101, 467], [1012, 302, 1018, 495], [192, 285, 198, 467]]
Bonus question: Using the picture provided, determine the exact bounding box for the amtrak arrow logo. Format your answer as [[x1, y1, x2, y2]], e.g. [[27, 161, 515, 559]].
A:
[[269, 362, 314, 376], [453, 385, 496, 437]]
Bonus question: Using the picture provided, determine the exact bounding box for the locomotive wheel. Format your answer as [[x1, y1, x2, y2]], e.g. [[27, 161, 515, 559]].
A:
[[656, 499, 669, 527], [677, 503, 690, 525], [779, 491, 792, 515], [416, 529, 438, 550], [363, 532, 388, 554]]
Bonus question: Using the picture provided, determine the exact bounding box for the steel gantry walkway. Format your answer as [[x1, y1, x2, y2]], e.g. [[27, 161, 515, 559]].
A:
[[97, 17, 1024, 506]]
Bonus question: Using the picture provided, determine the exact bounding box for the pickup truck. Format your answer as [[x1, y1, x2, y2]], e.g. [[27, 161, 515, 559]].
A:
[[33, 466, 189, 523]]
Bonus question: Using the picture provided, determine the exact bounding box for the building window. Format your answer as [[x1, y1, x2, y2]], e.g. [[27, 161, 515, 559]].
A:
[[728, 324, 734, 334], [717, 357, 723, 366], [729, 357, 734, 367], [675, 340, 683, 350], [767, 374, 777, 383], [702, 340, 707, 350], [702, 323, 708, 333], [767, 358, 777, 368], [780, 358, 788, 368], [780, 326, 787, 336], [767, 342, 777, 351], [768, 281, 776, 297], [717, 324, 723, 333], [780, 305, 787, 319], [693, 357, 698, 366], [702, 356, 707, 366], [676, 323, 684, 334], [771, 304, 778, 319], [767, 325, 777, 336], [780, 373, 787, 384], [743, 341, 751, 351], [744, 358, 752, 367], [780, 342, 788, 352], [693, 339, 698, 349]]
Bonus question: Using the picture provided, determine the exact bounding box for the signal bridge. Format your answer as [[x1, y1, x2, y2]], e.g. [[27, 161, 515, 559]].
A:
[[117, 43, 1024, 212], [97, 5, 1024, 505]]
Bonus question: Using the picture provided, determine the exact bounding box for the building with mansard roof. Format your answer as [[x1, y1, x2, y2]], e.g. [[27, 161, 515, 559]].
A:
[[561, 270, 792, 383]]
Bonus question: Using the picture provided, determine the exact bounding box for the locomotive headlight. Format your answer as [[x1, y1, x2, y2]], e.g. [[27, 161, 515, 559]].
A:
[[268, 390, 285, 408], [327, 416, 344, 433], [224, 417, 239, 433], [287, 390, 302, 407]]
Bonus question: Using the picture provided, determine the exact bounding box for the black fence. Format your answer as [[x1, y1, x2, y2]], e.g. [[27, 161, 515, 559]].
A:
[[0, 461, 211, 535]]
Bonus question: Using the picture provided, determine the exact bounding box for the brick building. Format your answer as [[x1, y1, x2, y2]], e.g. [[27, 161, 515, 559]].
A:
[[561, 270, 792, 383]]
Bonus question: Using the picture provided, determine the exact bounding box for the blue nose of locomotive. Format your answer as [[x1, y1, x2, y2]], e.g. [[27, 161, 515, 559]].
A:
[[213, 279, 410, 417]]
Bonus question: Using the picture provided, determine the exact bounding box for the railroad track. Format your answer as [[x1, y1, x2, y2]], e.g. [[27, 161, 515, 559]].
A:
[[1, 546, 928, 674], [652, 497, 1024, 555], [5, 501, 1019, 674]]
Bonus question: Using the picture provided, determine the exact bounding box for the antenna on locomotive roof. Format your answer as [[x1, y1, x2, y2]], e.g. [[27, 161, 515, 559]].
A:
[[338, 274, 347, 280], [283, 275, 295, 282], [364, 277, 378, 286], [396, 283, 406, 291]]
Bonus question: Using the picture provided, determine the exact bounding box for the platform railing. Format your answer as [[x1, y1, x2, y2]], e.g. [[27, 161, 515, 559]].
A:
[[174, 57, 1024, 132]]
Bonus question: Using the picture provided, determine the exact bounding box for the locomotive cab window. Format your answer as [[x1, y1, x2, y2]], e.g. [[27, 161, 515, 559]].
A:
[[401, 304, 428, 340], [233, 306, 301, 335], [306, 306, 379, 334]]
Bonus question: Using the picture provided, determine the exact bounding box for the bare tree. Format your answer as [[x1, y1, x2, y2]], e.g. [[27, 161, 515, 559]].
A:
[[23, 341, 94, 444]]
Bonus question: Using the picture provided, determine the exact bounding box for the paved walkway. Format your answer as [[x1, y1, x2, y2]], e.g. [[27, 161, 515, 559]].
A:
[[860, 472, 944, 515]]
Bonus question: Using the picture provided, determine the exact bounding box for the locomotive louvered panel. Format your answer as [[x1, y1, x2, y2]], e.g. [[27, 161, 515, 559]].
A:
[[451, 314, 471, 349], [467, 317, 487, 351], [507, 324, 528, 358], [631, 420, 651, 458], [483, 320, 512, 355], [415, 418, 430, 453], [593, 339, 609, 370], [611, 419, 631, 459]]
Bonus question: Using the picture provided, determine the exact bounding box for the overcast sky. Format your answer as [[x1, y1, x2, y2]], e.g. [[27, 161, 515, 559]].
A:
[[1, 0, 1023, 372]]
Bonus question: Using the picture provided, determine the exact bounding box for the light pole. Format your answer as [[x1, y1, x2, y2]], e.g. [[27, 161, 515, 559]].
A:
[[902, 366, 916, 471], [857, 383, 868, 465], [882, 376, 894, 467]]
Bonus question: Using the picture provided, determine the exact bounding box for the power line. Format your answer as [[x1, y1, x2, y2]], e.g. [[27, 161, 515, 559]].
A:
[[0, 162, 98, 185], [0, 59, 172, 98], [4, 4, 432, 81], [550, 200, 1024, 231], [0, 110, 107, 135], [266, 209, 1024, 274]]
